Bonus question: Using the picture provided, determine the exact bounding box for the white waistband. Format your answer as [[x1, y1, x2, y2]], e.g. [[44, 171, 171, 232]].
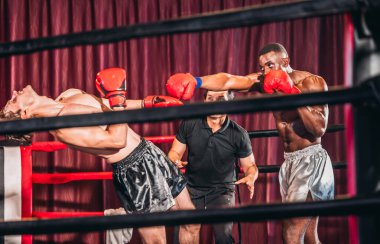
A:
[[284, 144, 322, 161]]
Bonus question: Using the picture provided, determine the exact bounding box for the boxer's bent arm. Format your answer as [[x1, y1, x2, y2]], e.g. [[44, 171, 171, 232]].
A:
[[297, 76, 329, 137], [54, 125, 127, 150], [201, 72, 260, 92], [54, 104, 128, 150], [53, 137, 120, 155]]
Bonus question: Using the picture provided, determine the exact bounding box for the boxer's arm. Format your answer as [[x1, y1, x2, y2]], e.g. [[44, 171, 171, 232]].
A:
[[142, 95, 183, 108], [125, 100, 144, 109], [168, 138, 188, 168], [53, 104, 128, 150], [200, 72, 261, 92], [100, 98, 143, 110], [109, 97, 183, 110], [297, 76, 328, 137], [166, 72, 262, 99]]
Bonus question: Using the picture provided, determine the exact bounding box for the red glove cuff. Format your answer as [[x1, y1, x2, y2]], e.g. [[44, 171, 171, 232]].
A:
[[143, 95, 183, 108], [107, 91, 127, 108], [143, 96, 155, 108]]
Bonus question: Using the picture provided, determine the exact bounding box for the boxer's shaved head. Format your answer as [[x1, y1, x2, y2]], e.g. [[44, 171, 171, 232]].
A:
[[258, 43, 288, 58]]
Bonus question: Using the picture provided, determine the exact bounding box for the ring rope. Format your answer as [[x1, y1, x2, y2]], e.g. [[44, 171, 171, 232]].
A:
[[32, 212, 104, 218], [25, 124, 344, 149], [0, 0, 363, 57], [31, 162, 346, 184], [0, 192, 379, 235], [248, 124, 344, 138], [0, 84, 375, 135]]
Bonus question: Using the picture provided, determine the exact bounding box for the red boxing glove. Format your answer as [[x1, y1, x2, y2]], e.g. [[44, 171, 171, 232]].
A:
[[143, 95, 183, 108], [95, 68, 127, 108], [166, 73, 197, 100], [263, 70, 300, 94]]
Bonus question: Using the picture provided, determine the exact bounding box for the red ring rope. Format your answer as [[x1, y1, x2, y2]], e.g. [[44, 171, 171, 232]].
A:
[[32, 211, 104, 219]]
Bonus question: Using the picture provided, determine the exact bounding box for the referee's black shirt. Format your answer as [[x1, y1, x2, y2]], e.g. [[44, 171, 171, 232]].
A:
[[176, 117, 252, 190]]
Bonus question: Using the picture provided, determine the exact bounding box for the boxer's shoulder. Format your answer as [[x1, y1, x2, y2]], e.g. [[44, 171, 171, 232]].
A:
[[293, 71, 327, 92], [59, 92, 105, 110]]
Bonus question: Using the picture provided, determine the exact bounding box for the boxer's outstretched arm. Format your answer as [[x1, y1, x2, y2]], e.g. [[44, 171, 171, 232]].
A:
[[166, 72, 262, 100], [125, 100, 143, 109], [201, 72, 261, 92], [110, 96, 184, 110]]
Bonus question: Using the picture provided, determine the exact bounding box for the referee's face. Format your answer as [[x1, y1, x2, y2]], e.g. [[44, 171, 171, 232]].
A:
[[204, 90, 228, 118]]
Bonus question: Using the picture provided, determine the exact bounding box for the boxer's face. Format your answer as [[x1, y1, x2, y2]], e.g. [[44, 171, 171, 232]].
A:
[[2, 86, 35, 118], [259, 51, 288, 75]]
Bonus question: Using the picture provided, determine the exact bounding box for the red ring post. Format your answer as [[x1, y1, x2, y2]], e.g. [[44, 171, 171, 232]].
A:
[[20, 146, 32, 244]]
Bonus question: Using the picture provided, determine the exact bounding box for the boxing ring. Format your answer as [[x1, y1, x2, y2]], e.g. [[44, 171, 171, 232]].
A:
[[0, 0, 380, 243], [1, 126, 345, 243], [19, 125, 346, 216]]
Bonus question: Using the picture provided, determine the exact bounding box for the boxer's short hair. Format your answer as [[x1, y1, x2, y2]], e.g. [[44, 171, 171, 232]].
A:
[[258, 43, 288, 57], [0, 108, 32, 144]]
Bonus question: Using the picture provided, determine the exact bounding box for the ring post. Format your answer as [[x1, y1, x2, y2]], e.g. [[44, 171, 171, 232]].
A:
[[352, 2, 380, 243], [20, 145, 32, 244]]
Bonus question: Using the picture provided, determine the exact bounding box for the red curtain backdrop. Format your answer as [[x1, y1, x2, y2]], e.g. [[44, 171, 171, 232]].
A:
[[0, 0, 350, 243]]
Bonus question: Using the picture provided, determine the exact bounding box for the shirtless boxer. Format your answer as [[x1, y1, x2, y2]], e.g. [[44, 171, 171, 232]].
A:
[[165, 43, 334, 244], [1, 68, 200, 244]]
